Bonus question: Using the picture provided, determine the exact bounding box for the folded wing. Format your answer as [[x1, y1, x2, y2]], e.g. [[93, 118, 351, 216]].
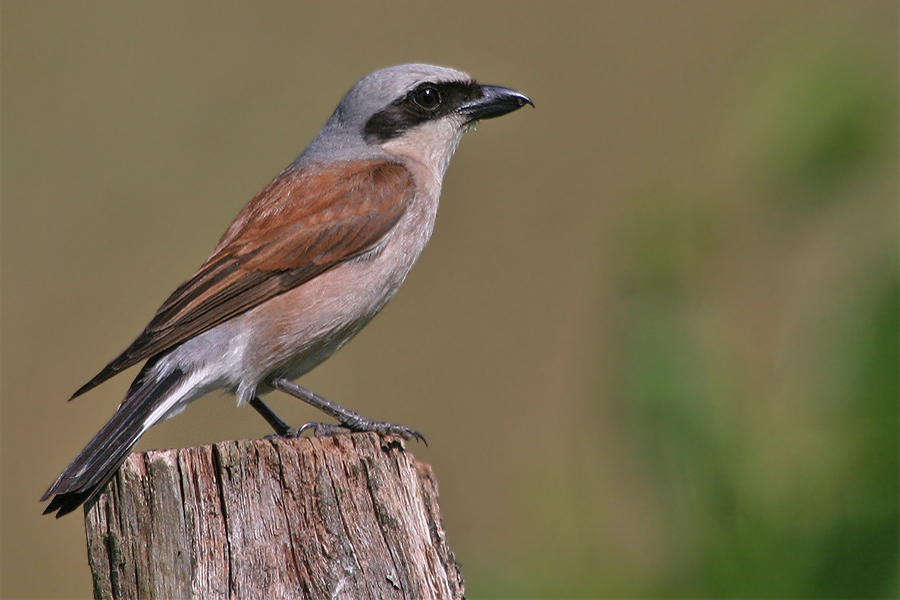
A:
[[71, 160, 415, 399]]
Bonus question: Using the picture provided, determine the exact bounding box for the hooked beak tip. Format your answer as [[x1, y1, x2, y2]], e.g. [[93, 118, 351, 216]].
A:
[[458, 85, 533, 123]]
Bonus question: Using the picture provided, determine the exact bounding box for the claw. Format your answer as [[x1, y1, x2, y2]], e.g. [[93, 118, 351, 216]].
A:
[[299, 422, 351, 437], [376, 424, 426, 445], [264, 427, 300, 440]]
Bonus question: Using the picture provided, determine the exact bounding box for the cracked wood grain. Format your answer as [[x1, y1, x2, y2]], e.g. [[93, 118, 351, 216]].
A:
[[84, 433, 464, 600]]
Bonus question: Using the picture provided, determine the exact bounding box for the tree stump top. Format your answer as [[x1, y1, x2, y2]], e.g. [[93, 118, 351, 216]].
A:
[[85, 433, 464, 600]]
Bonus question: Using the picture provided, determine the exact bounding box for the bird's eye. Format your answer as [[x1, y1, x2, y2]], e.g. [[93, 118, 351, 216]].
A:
[[413, 86, 441, 110]]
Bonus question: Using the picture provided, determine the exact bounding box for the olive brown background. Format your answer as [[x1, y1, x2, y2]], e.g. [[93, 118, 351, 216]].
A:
[[2, 2, 897, 598]]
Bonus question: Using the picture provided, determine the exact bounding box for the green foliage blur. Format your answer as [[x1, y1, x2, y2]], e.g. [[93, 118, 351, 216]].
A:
[[605, 34, 896, 598], [467, 22, 897, 600]]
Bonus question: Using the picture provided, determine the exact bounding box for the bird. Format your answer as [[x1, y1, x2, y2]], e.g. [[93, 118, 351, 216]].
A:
[[41, 64, 532, 517]]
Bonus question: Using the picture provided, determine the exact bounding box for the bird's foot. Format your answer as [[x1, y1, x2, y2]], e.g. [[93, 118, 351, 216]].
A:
[[263, 427, 301, 440], [299, 419, 426, 444], [297, 422, 350, 437], [270, 378, 426, 445], [251, 396, 303, 438]]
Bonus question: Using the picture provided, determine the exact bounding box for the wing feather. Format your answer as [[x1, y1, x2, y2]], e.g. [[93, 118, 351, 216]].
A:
[[71, 159, 414, 399]]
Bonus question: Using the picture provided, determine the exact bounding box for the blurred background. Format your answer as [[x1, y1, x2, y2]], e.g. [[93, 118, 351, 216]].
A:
[[2, 1, 896, 598]]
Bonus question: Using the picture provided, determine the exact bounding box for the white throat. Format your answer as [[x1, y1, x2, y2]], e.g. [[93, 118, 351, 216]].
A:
[[380, 117, 469, 180]]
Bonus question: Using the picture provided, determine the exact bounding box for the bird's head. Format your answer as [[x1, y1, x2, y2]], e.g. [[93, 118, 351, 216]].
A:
[[303, 64, 532, 176]]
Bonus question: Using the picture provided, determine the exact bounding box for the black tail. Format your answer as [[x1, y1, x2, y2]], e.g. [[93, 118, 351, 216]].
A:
[[42, 366, 185, 517]]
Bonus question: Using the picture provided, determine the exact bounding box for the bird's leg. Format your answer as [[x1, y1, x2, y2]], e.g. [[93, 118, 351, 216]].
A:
[[249, 396, 300, 438], [270, 377, 426, 444]]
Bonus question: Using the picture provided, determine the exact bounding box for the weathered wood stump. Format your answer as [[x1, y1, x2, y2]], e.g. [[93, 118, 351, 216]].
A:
[[84, 433, 464, 600]]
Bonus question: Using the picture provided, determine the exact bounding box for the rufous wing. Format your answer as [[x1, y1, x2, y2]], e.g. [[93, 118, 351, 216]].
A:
[[71, 160, 415, 399]]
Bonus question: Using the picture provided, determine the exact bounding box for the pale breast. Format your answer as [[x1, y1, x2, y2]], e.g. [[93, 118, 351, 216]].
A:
[[163, 177, 442, 405]]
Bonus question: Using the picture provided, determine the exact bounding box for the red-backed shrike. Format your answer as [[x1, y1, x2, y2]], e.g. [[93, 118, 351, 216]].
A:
[[42, 64, 531, 516]]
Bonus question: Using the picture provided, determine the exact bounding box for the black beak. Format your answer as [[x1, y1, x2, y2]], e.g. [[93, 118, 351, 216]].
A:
[[458, 85, 533, 123]]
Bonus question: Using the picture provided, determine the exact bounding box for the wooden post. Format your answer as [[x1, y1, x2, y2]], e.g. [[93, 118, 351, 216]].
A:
[[84, 433, 465, 600]]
